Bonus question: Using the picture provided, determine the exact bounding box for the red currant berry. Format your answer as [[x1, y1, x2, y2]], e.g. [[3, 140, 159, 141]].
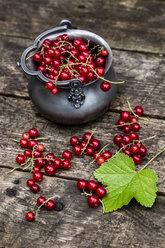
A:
[[33, 166, 41, 173], [33, 53, 42, 62], [62, 151, 72, 160], [114, 135, 123, 145], [87, 71, 95, 81], [36, 144, 44, 152], [101, 49, 108, 57], [83, 132, 94, 142], [24, 149, 32, 157], [26, 212, 35, 221], [96, 186, 106, 198], [20, 139, 28, 148], [80, 141, 87, 149], [37, 196, 46, 206], [33, 150, 42, 158], [95, 57, 105, 66], [62, 34, 69, 41], [130, 116, 138, 123], [45, 153, 55, 161], [29, 128, 38, 138], [70, 136, 79, 146], [53, 158, 62, 169], [123, 125, 131, 134], [138, 146, 147, 156], [77, 179, 87, 190], [96, 66, 105, 76], [30, 184, 40, 193], [123, 149, 131, 157], [86, 146, 94, 156], [73, 38, 83, 48], [73, 145, 82, 155], [122, 135, 131, 145], [102, 151, 112, 160], [33, 172, 43, 182], [129, 132, 139, 141], [51, 87, 59, 95], [132, 154, 142, 164], [16, 154, 25, 164], [135, 142, 143, 148], [131, 123, 140, 132], [93, 152, 101, 160], [100, 82, 111, 92], [120, 111, 130, 121], [27, 179, 35, 187], [78, 43, 88, 52], [52, 59, 60, 68], [35, 158, 46, 168], [45, 200, 55, 210], [87, 195, 99, 207], [130, 145, 139, 154], [60, 71, 70, 81], [28, 139, 38, 149], [118, 142, 125, 148], [62, 159, 71, 170], [97, 156, 105, 165], [134, 106, 144, 116], [22, 132, 30, 140], [38, 66, 46, 74], [45, 164, 56, 175], [90, 139, 101, 150], [116, 119, 125, 129], [87, 180, 98, 191], [44, 57, 52, 65], [78, 54, 86, 63], [46, 81, 54, 90]]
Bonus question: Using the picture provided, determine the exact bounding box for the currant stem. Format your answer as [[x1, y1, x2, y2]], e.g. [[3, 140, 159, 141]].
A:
[[6, 166, 20, 174], [35, 195, 56, 217], [140, 147, 165, 171], [81, 127, 97, 155], [126, 98, 149, 122]]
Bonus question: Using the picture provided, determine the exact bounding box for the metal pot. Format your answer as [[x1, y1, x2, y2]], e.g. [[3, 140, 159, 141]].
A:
[[19, 20, 118, 125]]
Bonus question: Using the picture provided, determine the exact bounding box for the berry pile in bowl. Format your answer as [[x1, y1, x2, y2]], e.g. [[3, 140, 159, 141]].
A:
[[20, 20, 123, 125]]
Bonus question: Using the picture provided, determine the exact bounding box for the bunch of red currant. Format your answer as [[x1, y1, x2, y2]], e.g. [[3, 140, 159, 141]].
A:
[[114, 106, 147, 164], [77, 179, 106, 207], [32, 34, 111, 95]]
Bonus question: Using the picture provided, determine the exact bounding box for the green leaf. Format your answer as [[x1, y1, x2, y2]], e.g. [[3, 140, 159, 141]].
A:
[[94, 153, 158, 212]]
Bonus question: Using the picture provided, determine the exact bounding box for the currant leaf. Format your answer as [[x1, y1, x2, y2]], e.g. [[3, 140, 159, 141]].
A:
[[94, 153, 158, 212]]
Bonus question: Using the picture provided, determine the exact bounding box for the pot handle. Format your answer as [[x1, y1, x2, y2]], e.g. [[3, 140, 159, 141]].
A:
[[18, 20, 72, 76], [68, 79, 85, 109]]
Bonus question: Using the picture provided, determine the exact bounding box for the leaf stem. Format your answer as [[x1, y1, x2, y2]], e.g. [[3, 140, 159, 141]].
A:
[[140, 147, 165, 171]]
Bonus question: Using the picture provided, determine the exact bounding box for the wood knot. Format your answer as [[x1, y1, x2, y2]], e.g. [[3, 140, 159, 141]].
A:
[[6, 187, 17, 197]]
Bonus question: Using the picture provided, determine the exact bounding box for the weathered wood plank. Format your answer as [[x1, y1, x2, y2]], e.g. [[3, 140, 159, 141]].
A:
[[0, 36, 165, 118], [0, 168, 165, 248], [0, 0, 165, 53], [0, 96, 165, 192]]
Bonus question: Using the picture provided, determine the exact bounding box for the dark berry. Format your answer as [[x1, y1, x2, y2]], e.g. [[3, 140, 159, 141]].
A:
[[132, 154, 142, 164], [30, 184, 40, 193], [87, 195, 99, 207], [138, 146, 147, 156]]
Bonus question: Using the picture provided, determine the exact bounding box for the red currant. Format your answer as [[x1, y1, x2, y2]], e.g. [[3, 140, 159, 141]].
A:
[[83, 132, 94, 142], [87, 195, 99, 207], [53, 158, 62, 169], [96, 186, 106, 197], [114, 135, 123, 145], [33, 166, 41, 173], [77, 179, 87, 190], [24, 149, 32, 158], [122, 135, 131, 145], [134, 106, 144, 116], [123, 125, 131, 134], [70, 136, 79, 146], [33, 172, 43, 182], [33, 53, 42, 62], [95, 57, 105, 66], [16, 154, 25, 164], [28, 140, 38, 149], [45, 200, 55, 210], [37, 196, 46, 206], [27, 179, 35, 187], [35, 158, 46, 168], [130, 145, 139, 154], [87, 180, 98, 191], [96, 66, 105, 77], [45, 164, 56, 175], [101, 49, 108, 57], [86, 146, 95, 156], [29, 128, 38, 138], [130, 116, 138, 123], [62, 151, 72, 160], [46, 81, 54, 90], [120, 111, 130, 121], [132, 154, 142, 164], [20, 139, 28, 148], [62, 159, 71, 170], [97, 156, 105, 165], [73, 145, 82, 155], [123, 149, 131, 157], [90, 139, 101, 150], [36, 144, 44, 152], [102, 151, 112, 160], [116, 119, 125, 129], [30, 184, 40, 193], [129, 132, 139, 141], [100, 82, 111, 92], [138, 146, 147, 156], [131, 123, 140, 132], [22, 132, 30, 140], [26, 212, 35, 221]]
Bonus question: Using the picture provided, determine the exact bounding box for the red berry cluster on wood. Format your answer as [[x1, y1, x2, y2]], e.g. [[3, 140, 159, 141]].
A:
[[32, 34, 111, 95], [114, 106, 147, 164], [77, 179, 106, 207]]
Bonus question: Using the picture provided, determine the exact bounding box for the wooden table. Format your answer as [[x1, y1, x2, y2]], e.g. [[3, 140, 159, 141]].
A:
[[0, 0, 165, 247]]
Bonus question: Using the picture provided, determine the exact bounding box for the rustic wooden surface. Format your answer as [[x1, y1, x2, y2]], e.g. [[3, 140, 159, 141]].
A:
[[0, 0, 165, 247]]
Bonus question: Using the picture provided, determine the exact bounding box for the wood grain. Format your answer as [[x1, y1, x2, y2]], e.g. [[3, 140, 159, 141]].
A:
[[0, 0, 165, 53], [0, 168, 165, 248], [0, 36, 165, 118]]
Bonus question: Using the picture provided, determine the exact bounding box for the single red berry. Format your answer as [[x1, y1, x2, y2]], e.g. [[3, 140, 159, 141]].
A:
[[16, 154, 25, 164], [132, 154, 142, 164], [27, 179, 35, 187], [24, 149, 32, 157], [87, 195, 99, 207], [123, 148, 132, 157], [60, 71, 70, 81], [35, 158, 46, 168], [123, 125, 131, 134], [33, 166, 41, 173], [87, 71, 95, 81], [80, 141, 87, 149], [86, 146, 95, 156], [93, 152, 101, 160], [73, 38, 83, 48], [78, 54, 86, 63], [33, 172, 43, 182], [38, 66, 46, 74], [138, 146, 147, 156], [129, 132, 139, 141], [130, 145, 139, 154], [122, 135, 131, 145], [51, 86, 59, 95], [36, 144, 44, 152], [95, 57, 105, 66], [20, 139, 28, 148], [116, 119, 125, 129], [134, 106, 144, 116], [100, 82, 111, 92], [90, 139, 101, 150], [30, 184, 40, 193], [78, 76, 86, 85], [22, 132, 30, 140], [130, 116, 138, 123], [73, 145, 82, 155], [78, 43, 88, 52], [71, 48, 79, 57], [101, 49, 108, 57], [54, 49, 61, 58], [102, 151, 112, 160], [62, 151, 72, 160], [96, 186, 106, 198], [131, 123, 140, 132], [70, 136, 79, 146], [52, 59, 60, 68], [120, 111, 130, 121], [87, 180, 98, 191], [46, 81, 54, 90], [83, 132, 94, 142], [62, 159, 71, 170], [97, 156, 105, 165], [33, 53, 42, 62], [33, 150, 42, 158], [45, 153, 55, 162], [26, 212, 35, 221], [28, 139, 38, 149], [45, 200, 55, 210], [43, 39, 52, 46], [135, 142, 143, 148], [96, 66, 105, 77], [45, 164, 56, 175], [62, 34, 69, 41], [77, 179, 87, 190], [114, 135, 123, 145], [37, 196, 46, 206], [29, 128, 38, 138], [53, 158, 62, 169]]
